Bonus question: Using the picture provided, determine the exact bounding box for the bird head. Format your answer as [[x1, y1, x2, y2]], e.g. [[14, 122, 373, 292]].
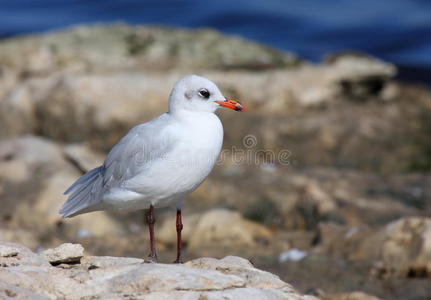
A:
[[169, 75, 245, 114]]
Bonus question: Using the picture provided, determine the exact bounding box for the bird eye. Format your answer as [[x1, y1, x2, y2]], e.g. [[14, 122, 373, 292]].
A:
[[198, 89, 210, 99]]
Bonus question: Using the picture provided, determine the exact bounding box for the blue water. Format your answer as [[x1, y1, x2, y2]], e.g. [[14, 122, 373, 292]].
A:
[[1, 0, 431, 83]]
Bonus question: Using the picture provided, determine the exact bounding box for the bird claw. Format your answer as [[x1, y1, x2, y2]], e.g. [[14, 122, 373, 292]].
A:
[[173, 258, 183, 264], [144, 254, 158, 263]]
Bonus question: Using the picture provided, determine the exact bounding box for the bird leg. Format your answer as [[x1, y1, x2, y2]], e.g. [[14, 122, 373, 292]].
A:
[[173, 209, 183, 263], [145, 205, 157, 261]]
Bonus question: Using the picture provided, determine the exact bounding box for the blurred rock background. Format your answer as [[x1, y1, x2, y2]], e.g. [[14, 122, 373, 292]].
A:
[[0, 23, 430, 300]]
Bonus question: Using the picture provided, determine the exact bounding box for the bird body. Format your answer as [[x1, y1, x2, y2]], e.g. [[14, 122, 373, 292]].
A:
[[59, 74, 244, 262], [102, 110, 223, 211]]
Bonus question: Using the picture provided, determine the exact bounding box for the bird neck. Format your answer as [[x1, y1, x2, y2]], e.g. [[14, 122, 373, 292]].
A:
[[169, 107, 215, 121]]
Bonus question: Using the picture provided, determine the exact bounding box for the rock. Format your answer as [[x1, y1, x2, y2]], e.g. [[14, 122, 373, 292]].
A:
[[3, 70, 426, 173], [0, 25, 429, 174], [0, 24, 300, 77], [0, 241, 315, 299], [157, 213, 201, 246], [324, 53, 397, 99], [81, 255, 144, 269], [0, 135, 66, 175], [371, 217, 431, 278], [187, 209, 273, 250], [1, 47, 429, 174], [0, 228, 40, 250], [0, 135, 127, 242], [0, 66, 18, 101], [41, 243, 84, 265], [322, 291, 383, 300], [63, 143, 104, 172], [0, 135, 74, 222], [315, 217, 431, 279], [32, 166, 127, 238], [157, 209, 275, 256], [0, 245, 19, 257], [190, 168, 424, 234], [0, 280, 48, 300], [0, 242, 49, 267], [0, 73, 176, 146], [186, 256, 288, 290]]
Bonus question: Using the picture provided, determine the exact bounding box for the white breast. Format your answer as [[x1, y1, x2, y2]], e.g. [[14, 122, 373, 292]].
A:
[[109, 111, 223, 209]]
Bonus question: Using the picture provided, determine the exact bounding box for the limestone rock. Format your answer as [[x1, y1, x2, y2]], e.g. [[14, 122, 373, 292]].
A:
[[186, 209, 273, 250], [372, 217, 431, 278], [158, 209, 274, 252], [322, 291, 383, 300], [2, 68, 424, 173], [0, 229, 41, 250], [63, 143, 104, 172], [0, 24, 300, 77], [0, 242, 315, 299], [0, 244, 19, 257], [0, 135, 75, 223], [0, 242, 49, 267], [157, 213, 201, 246], [41, 243, 84, 265], [0, 135, 66, 176], [198, 168, 427, 232], [0, 280, 49, 300], [0, 135, 127, 242], [323, 53, 396, 99], [315, 217, 431, 280], [81, 255, 144, 269], [1, 25, 429, 174], [186, 256, 288, 290]]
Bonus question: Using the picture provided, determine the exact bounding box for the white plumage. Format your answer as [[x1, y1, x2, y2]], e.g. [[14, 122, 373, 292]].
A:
[[59, 74, 243, 218]]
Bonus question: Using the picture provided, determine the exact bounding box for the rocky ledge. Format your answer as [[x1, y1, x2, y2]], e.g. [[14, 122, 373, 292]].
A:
[[0, 242, 317, 300]]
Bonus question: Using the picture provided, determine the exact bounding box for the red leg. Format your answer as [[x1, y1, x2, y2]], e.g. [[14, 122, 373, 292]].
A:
[[145, 205, 157, 261], [173, 209, 183, 263]]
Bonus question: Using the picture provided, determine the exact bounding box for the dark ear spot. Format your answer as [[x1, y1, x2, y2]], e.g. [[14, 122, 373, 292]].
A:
[[185, 91, 192, 100]]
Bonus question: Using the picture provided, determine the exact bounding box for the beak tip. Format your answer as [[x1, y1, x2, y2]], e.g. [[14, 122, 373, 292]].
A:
[[218, 98, 245, 112]]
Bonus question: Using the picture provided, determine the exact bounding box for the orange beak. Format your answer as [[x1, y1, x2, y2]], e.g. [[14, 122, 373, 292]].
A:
[[214, 98, 245, 112]]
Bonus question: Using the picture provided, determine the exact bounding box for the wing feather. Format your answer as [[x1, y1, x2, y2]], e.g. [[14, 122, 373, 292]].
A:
[[102, 114, 175, 190], [60, 113, 176, 217]]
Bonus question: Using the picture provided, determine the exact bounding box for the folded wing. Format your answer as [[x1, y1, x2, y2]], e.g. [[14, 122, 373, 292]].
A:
[[59, 114, 175, 217]]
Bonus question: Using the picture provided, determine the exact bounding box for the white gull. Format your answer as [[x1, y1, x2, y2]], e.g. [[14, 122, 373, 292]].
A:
[[59, 74, 245, 262]]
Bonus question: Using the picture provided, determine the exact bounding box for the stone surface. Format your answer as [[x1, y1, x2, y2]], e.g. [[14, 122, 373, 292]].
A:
[[187, 209, 273, 250], [372, 217, 431, 278], [190, 168, 427, 233], [0, 229, 41, 251], [157, 213, 201, 246], [0, 242, 316, 299], [157, 209, 273, 250], [63, 143, 104, 172], [0, 242, 49, 267], [1, 28, 428, 174], [186, 256, 288, 290], [41, 243, 84, 264], [322, 291, 382, 300], [0, 244, 19, 257], [0, 24, 300, 77], [2, 67, 428, 173], [0, 135, 127, 243]]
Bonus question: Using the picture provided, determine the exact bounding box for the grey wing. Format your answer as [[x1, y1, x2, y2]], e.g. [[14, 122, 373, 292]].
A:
[[59, 114, 175, 217], [102, 118, 176, 190]]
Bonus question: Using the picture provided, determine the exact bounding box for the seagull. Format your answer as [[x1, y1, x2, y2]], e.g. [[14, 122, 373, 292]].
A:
[[59, 75, 245, 263]]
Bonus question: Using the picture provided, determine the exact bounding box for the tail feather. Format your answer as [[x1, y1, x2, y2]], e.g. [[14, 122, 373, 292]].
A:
[[60, 166, 105, 218], [61, 177, 97, 213], [64, 166, 103, 195]]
